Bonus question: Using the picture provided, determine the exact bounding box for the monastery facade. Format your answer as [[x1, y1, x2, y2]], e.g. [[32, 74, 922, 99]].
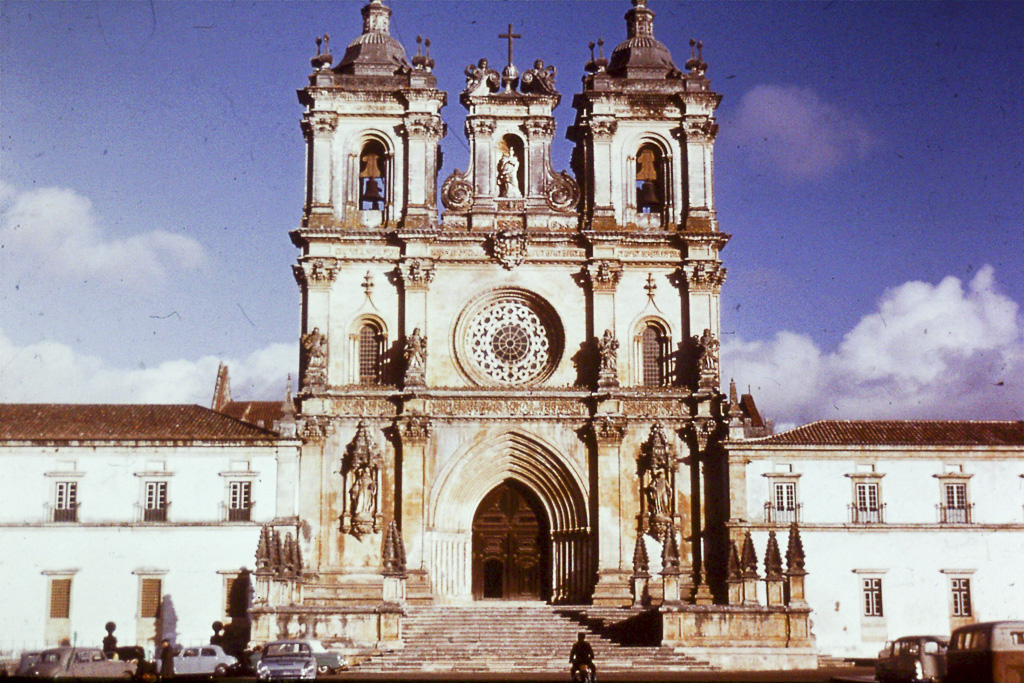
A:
[[1, 0, 1021, 670]]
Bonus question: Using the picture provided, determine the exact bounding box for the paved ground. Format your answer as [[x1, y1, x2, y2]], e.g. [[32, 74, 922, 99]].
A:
[[322, 666, 876, 682]]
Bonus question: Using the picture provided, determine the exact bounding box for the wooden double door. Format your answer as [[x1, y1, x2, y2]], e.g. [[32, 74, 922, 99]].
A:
[[472, 480, 550, 601]]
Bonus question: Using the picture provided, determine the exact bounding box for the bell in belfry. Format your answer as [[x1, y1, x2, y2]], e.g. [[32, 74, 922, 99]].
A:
[[361, 177, 384, 210], [637, 181, 661, 211]]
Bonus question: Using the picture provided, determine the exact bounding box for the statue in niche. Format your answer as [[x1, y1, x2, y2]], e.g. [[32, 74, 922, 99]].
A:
[[301, 327, 328, 391], [645, 463, 672, 519], [497, 148, 522, 198], [695, 328, 719, 375], [350, 464, 377, 522]]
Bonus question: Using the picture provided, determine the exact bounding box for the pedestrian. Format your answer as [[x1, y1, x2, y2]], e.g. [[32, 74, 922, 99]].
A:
[[159, 639, 175, 680]]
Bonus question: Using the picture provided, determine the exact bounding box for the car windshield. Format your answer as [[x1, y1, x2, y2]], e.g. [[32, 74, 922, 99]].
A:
[[265, 643, 311, 657]]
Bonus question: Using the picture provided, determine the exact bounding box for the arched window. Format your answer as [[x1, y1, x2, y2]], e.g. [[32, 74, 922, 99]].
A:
[[640, 323, 668, 387], [359, 140, 387, 210], [358, 323, 384, 384], [635, 143, 664, 214]]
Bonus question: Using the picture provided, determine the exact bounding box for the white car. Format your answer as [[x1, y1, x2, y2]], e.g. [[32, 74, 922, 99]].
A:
[[170, 644, 237, 677]]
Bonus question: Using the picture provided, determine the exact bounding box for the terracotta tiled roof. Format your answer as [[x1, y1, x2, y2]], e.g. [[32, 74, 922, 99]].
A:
[[747, 420, 1024, 447], [218, 401, 286, 431], [0, 404, 279, 442]]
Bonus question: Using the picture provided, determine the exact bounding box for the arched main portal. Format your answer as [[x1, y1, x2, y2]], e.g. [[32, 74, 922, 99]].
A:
[[472, 480, 550, 600], [427, 429, 591, 604]]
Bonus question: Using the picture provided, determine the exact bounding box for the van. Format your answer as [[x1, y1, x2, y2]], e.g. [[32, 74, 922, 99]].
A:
[[945, 621, 1024, 683]]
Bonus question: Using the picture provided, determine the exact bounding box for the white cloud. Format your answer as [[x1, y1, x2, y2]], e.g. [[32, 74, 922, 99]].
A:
[[0, 329, 296, 404], [731, 85, 875, 180], [724, 265, 1024, 425], [0, 182, 207, 283]]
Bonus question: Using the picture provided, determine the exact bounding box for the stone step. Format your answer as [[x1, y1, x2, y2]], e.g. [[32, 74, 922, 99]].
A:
[[347, 604, 715, 674]]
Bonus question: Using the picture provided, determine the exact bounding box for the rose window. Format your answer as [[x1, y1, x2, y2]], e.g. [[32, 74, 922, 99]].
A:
[[458, 292, 562, 386]]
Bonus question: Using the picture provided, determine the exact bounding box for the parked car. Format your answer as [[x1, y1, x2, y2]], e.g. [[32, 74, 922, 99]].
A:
[[946, 620, 1024, 683], [23, 646, 137, 678], [253, 640, 317, 680], [250, 640, 343, 675], [875, 635, 947, 682], [164, 644, 237, 677], [15, 651, 42, 676]]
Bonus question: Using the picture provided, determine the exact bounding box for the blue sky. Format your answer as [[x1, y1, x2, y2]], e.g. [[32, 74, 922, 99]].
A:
[[1, 1, 1021, 426]]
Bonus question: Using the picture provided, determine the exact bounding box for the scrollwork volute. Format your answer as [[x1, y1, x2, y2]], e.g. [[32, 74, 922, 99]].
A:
[[441, 169, 474, 211], [399, 259, 436, 290], [404, 115, 444, 139], [340, 421, 384, 539], [465, 117, 496, 138], [639, 422, 677, 540], [586, 260, 623, 291], [294, 259, 339, 287], [683, 116, 719, 143], [684, 261, 727, 292], [589, 415, 627, 445], [524, 117, 557, 138], [545, 170, 580, 212]]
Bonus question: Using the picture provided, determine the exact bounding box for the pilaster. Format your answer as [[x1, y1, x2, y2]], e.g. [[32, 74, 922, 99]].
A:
[[589, 412, 632, 606]]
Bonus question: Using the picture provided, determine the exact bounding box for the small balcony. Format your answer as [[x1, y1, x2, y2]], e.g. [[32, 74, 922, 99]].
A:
[[51, 506, 78, 523], [142, 506, 169, 523], [764, 502, 801, 525], [938, 503, 973, 524], [227, 506, 252, 522], [849, 504, 886, 524]]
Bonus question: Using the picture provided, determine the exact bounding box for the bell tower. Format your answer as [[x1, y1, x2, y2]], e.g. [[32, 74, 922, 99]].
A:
[[299, 0, 446, 232], [569, 0, 721, 235]]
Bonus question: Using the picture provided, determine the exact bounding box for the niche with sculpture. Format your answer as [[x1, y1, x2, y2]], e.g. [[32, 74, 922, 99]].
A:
[[638, 422, 676, 540], [497, 134, 525, 199], [339, 421, 384, 539]]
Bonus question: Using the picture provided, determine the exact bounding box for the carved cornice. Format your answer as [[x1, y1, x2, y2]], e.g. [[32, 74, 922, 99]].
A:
[[589, 118, 618, 141], [585, 260, 624, 292], [465, 117, 496, 138], [300, 415, 334, 442], [403, 115, 444, 139], [589, 415, 628, 445], [524, 117, 557, 138], [399, 258, 436, 290], [293, 259, 340, 287], [682, 116, 719, 143], [396, 415, 433, 443], [301, 114, 337, 140], [681, 261, 727, 293]]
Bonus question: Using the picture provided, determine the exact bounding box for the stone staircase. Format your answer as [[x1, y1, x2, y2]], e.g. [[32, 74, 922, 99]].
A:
[[351, 603, 715, 674]]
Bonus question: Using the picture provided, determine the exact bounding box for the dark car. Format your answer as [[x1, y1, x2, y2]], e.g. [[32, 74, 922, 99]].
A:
[[875, 635, 947, 683], [254, 641, 317, 680]]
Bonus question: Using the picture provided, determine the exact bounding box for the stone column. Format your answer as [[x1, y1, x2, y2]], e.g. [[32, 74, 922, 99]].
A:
[[524, 116, 555, 206], [588, 118, 617, 229], [396, 407, 432, 573], [589, 413, 632, 606], [301, 113, 336, 221], [466, 117, 496, 216], [402, 114, 444, 229]]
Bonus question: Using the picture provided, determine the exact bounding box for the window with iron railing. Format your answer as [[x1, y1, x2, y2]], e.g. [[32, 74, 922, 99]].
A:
[[765, 481, 800, 524], [938, 483, 972, 523], [53, 481, 78, 523], [850, 482, 884, 523]]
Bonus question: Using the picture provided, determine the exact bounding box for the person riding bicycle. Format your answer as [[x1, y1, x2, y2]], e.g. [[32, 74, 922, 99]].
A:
[[569, 632, 596, 681]]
